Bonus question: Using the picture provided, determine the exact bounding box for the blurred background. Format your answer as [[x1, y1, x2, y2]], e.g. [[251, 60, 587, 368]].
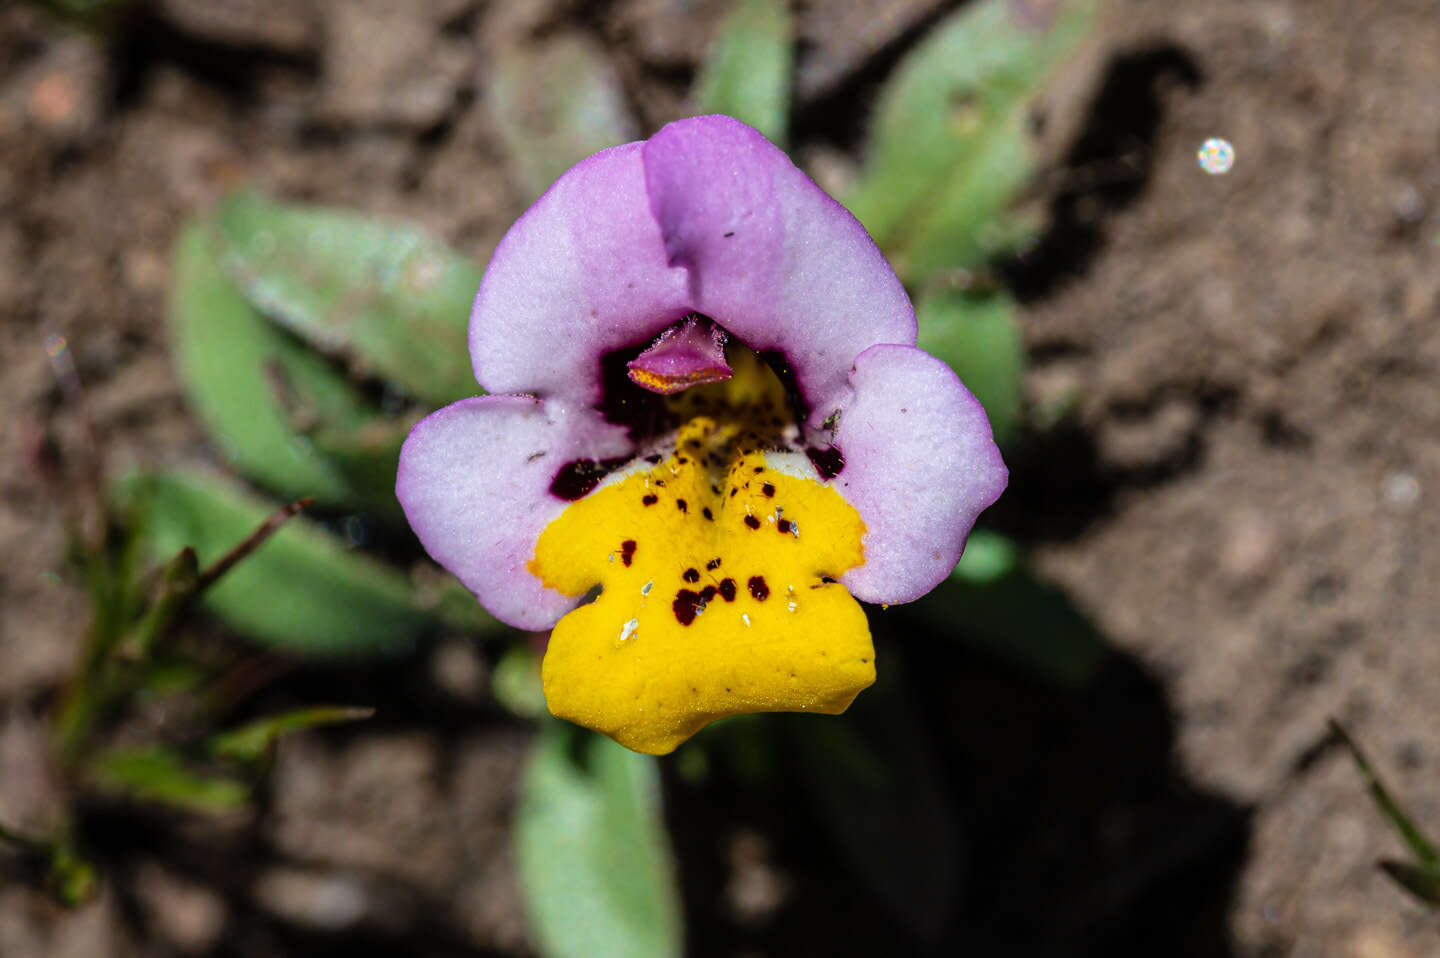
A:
[[1, 0, 1438, 955]]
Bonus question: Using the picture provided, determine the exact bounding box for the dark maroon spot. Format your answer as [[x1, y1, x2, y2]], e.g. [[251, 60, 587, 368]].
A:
[[702, 507, 714, 521], [642, 494, 658, 506], [806, 445, 845, 480], [710, 483, 722, 493], [676, 499, 688, 513], [730, 488, 738, 497], [620, 540, 637, 567], [820, 575, 837, 584], [682, 567, 700, 583], [753, 465, 765, 474], [656, 479, 666, 487], [645, 454, 662, 464], [748, 576, 770, 601], [677, 457, 688, 465], [761, 482, 775, 497], [700, 585, 718, 603], [550, 456, 628, 500], [744, 515, 761, 530], [705, 558, 722, 570], [777, 518, 793, 534], [718, 578, 737, 602], [723, 230, 735, 238], [673, 590, 702, 625]]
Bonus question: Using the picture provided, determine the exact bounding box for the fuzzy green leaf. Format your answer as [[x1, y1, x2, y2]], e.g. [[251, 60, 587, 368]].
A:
[[693, 0, 794, 145], [118, 471, 437, 656], [917, 288, 1025, 444], [84, 746, 250, 813], [210, 192, 482, 405], [489, 34, 638, 203], [209, 706, 375, 763], [847, 0, 1096, 284], [515, 722, 682, 958], [169, 223, 401, 513]]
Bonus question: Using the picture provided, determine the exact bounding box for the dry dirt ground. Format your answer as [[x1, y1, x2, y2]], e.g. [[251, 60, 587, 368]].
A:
[[1, 0, 1439, 956]]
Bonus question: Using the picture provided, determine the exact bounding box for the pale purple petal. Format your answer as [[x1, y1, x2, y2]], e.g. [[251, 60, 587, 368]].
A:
[[833, 344, 1008, 604], [468, 142, 692, 406], [642, 115, 916, 424], [396, 396, 632, 630]]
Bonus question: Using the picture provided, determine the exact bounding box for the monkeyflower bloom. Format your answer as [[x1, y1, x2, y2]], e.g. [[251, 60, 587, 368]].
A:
[[397, 116, 1006, 754]]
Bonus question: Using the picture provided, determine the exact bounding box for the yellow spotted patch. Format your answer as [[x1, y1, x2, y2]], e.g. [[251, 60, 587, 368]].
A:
[[530, 415, 873, 755]]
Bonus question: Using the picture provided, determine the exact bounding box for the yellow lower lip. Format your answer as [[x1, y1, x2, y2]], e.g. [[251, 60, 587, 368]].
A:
[[530, 414, 873, 755]]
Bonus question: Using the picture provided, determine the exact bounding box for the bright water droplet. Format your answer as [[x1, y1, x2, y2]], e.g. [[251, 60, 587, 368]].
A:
[[1197, 138, 1235, 175], [641, 580, 653, 595], [619, 618, 639, 642]]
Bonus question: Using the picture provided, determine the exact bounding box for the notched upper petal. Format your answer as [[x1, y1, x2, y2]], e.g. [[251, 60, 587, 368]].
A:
[[642, 115, 917, 418], [467, 141, 692, 406]]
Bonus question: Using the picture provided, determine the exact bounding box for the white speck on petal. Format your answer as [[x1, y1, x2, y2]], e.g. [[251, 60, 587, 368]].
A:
[[619, 618, 639, 642]]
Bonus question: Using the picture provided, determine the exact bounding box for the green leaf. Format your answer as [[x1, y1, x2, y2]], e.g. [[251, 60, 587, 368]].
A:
[[1331, 720, 1440, 870], [117, 471, 440, 656], [492, 645, 547, 720], [210, 191, 482, 406], [847, 0, 1097, 284], [489, 34, 638, 203], [1379, 861, 1440, 907], [515, 722, 682, 958], [951, 528, 1020, 585], [916, 288, 1025, 443], [48, 847, 98, 908], [209, 706, 375, 763], [84, 746, 250, 813], [786, 657, 960, 944], [902, 537, 1105, 690], [169, 223, 400, 512], [693, 0, 794, 146]]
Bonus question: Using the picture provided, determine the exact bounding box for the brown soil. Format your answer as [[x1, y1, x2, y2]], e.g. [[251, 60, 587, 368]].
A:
[[2, 0, 1438, 956]]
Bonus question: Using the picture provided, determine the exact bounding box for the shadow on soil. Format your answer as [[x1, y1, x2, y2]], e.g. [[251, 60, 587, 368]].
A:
[[671, 630, 1251, 958]]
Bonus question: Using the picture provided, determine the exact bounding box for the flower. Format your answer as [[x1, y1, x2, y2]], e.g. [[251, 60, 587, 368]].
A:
[[397, 115, 1007, 754]]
